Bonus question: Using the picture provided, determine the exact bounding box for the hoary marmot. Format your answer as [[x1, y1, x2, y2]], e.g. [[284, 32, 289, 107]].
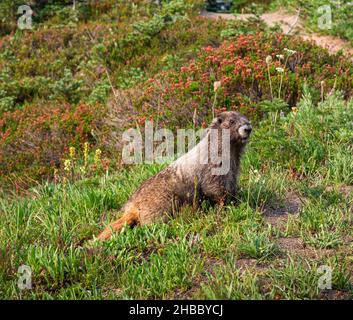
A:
[[96, 111, 252, 241]]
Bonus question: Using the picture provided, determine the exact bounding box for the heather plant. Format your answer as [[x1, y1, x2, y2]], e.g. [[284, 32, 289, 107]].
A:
[[0, 3, 234, 186], [117, 67, 145, 89], [0, 103, 106, 190], [0, 0, 207, 115], [114, 32, 353, 133], [0, 1, 167, 35], [86, 80, 111, 105]]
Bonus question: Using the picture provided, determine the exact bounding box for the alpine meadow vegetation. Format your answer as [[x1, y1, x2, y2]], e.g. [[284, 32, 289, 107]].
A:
[[0, 0, 352, 300]]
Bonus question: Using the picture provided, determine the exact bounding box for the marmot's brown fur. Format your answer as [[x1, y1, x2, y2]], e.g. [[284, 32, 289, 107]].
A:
[[96, 111, 252, 241]]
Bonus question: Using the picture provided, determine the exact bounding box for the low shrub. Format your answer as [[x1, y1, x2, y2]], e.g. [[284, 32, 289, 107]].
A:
[[0, 102, 105, 190], [107, 32, 353, 132]]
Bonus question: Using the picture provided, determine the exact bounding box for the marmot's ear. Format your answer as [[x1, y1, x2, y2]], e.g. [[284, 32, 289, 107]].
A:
[[210, 114, 223, 129], [217, 116, 223, 124]]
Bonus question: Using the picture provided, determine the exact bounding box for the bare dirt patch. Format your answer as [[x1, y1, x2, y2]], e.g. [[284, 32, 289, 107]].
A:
[[235, 258, 268, 273], [263, 192, 302, 228], [319, 289, 353, 300], [276, 237, 334, 259], [301, 34, 353, 57], [264, 192, 302, 216], [326, 185, 353, 197], [235, 257, 258, 268]]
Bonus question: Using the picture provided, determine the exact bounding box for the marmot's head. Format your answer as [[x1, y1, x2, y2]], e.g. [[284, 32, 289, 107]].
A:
[[210, 111, 252, 145]]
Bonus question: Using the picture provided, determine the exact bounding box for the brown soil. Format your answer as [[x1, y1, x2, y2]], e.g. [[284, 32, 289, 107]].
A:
[[263, 192, 302, 228], [319, 289, 353, 300], [235, 257, 268, 273], [276, 237, 334, 259], [326, 184, 353, 197]]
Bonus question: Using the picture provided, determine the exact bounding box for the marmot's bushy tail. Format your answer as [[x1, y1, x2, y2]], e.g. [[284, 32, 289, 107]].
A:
[[96, 211, 138, 241]]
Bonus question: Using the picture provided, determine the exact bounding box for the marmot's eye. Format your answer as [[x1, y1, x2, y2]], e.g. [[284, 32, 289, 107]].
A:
[[229, 119, 235, 125], [217, 117, 222, 124]]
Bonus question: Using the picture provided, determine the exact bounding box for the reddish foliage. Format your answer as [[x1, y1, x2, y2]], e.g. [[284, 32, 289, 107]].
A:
[[0, 102, 105, 187], [131, 33, 353, 127]]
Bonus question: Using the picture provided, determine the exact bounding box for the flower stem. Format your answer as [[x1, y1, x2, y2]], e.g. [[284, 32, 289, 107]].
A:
[[279, 55, 290, 99], [267, 64, 273, 101], [212, 90, 218, 118]]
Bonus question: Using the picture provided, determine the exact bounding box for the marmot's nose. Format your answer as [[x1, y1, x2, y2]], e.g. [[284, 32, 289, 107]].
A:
[[244, 126, 252, 133]]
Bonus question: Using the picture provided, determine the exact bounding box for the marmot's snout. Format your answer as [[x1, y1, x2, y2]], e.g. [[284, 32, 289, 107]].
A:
[[238, 123, 252, 141], [236, 114, 252, 143]]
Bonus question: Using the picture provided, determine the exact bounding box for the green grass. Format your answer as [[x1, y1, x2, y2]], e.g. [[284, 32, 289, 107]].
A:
[[0, 0, 352, 300], [0, 93, 352, 299]]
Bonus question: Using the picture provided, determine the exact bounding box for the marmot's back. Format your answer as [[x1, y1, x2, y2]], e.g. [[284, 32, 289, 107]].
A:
[[123, 167, 181, 225]]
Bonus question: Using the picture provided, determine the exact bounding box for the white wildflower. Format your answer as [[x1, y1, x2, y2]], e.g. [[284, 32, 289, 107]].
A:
[[284, 48, 296, 55], [265, 55, 273, 64], [213, 81, 221, 92]]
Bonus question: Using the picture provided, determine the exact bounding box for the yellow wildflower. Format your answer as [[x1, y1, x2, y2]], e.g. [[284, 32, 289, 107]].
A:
[[94, 149, 102, 165], [54, 168, 59, 182], [69, 147, 76, 158], [64, 159, 71, 171], [83, 142, 89, 167]]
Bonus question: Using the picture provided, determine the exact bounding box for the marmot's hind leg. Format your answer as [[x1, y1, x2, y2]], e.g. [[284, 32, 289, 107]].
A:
[[96, 210, 138, 241]]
